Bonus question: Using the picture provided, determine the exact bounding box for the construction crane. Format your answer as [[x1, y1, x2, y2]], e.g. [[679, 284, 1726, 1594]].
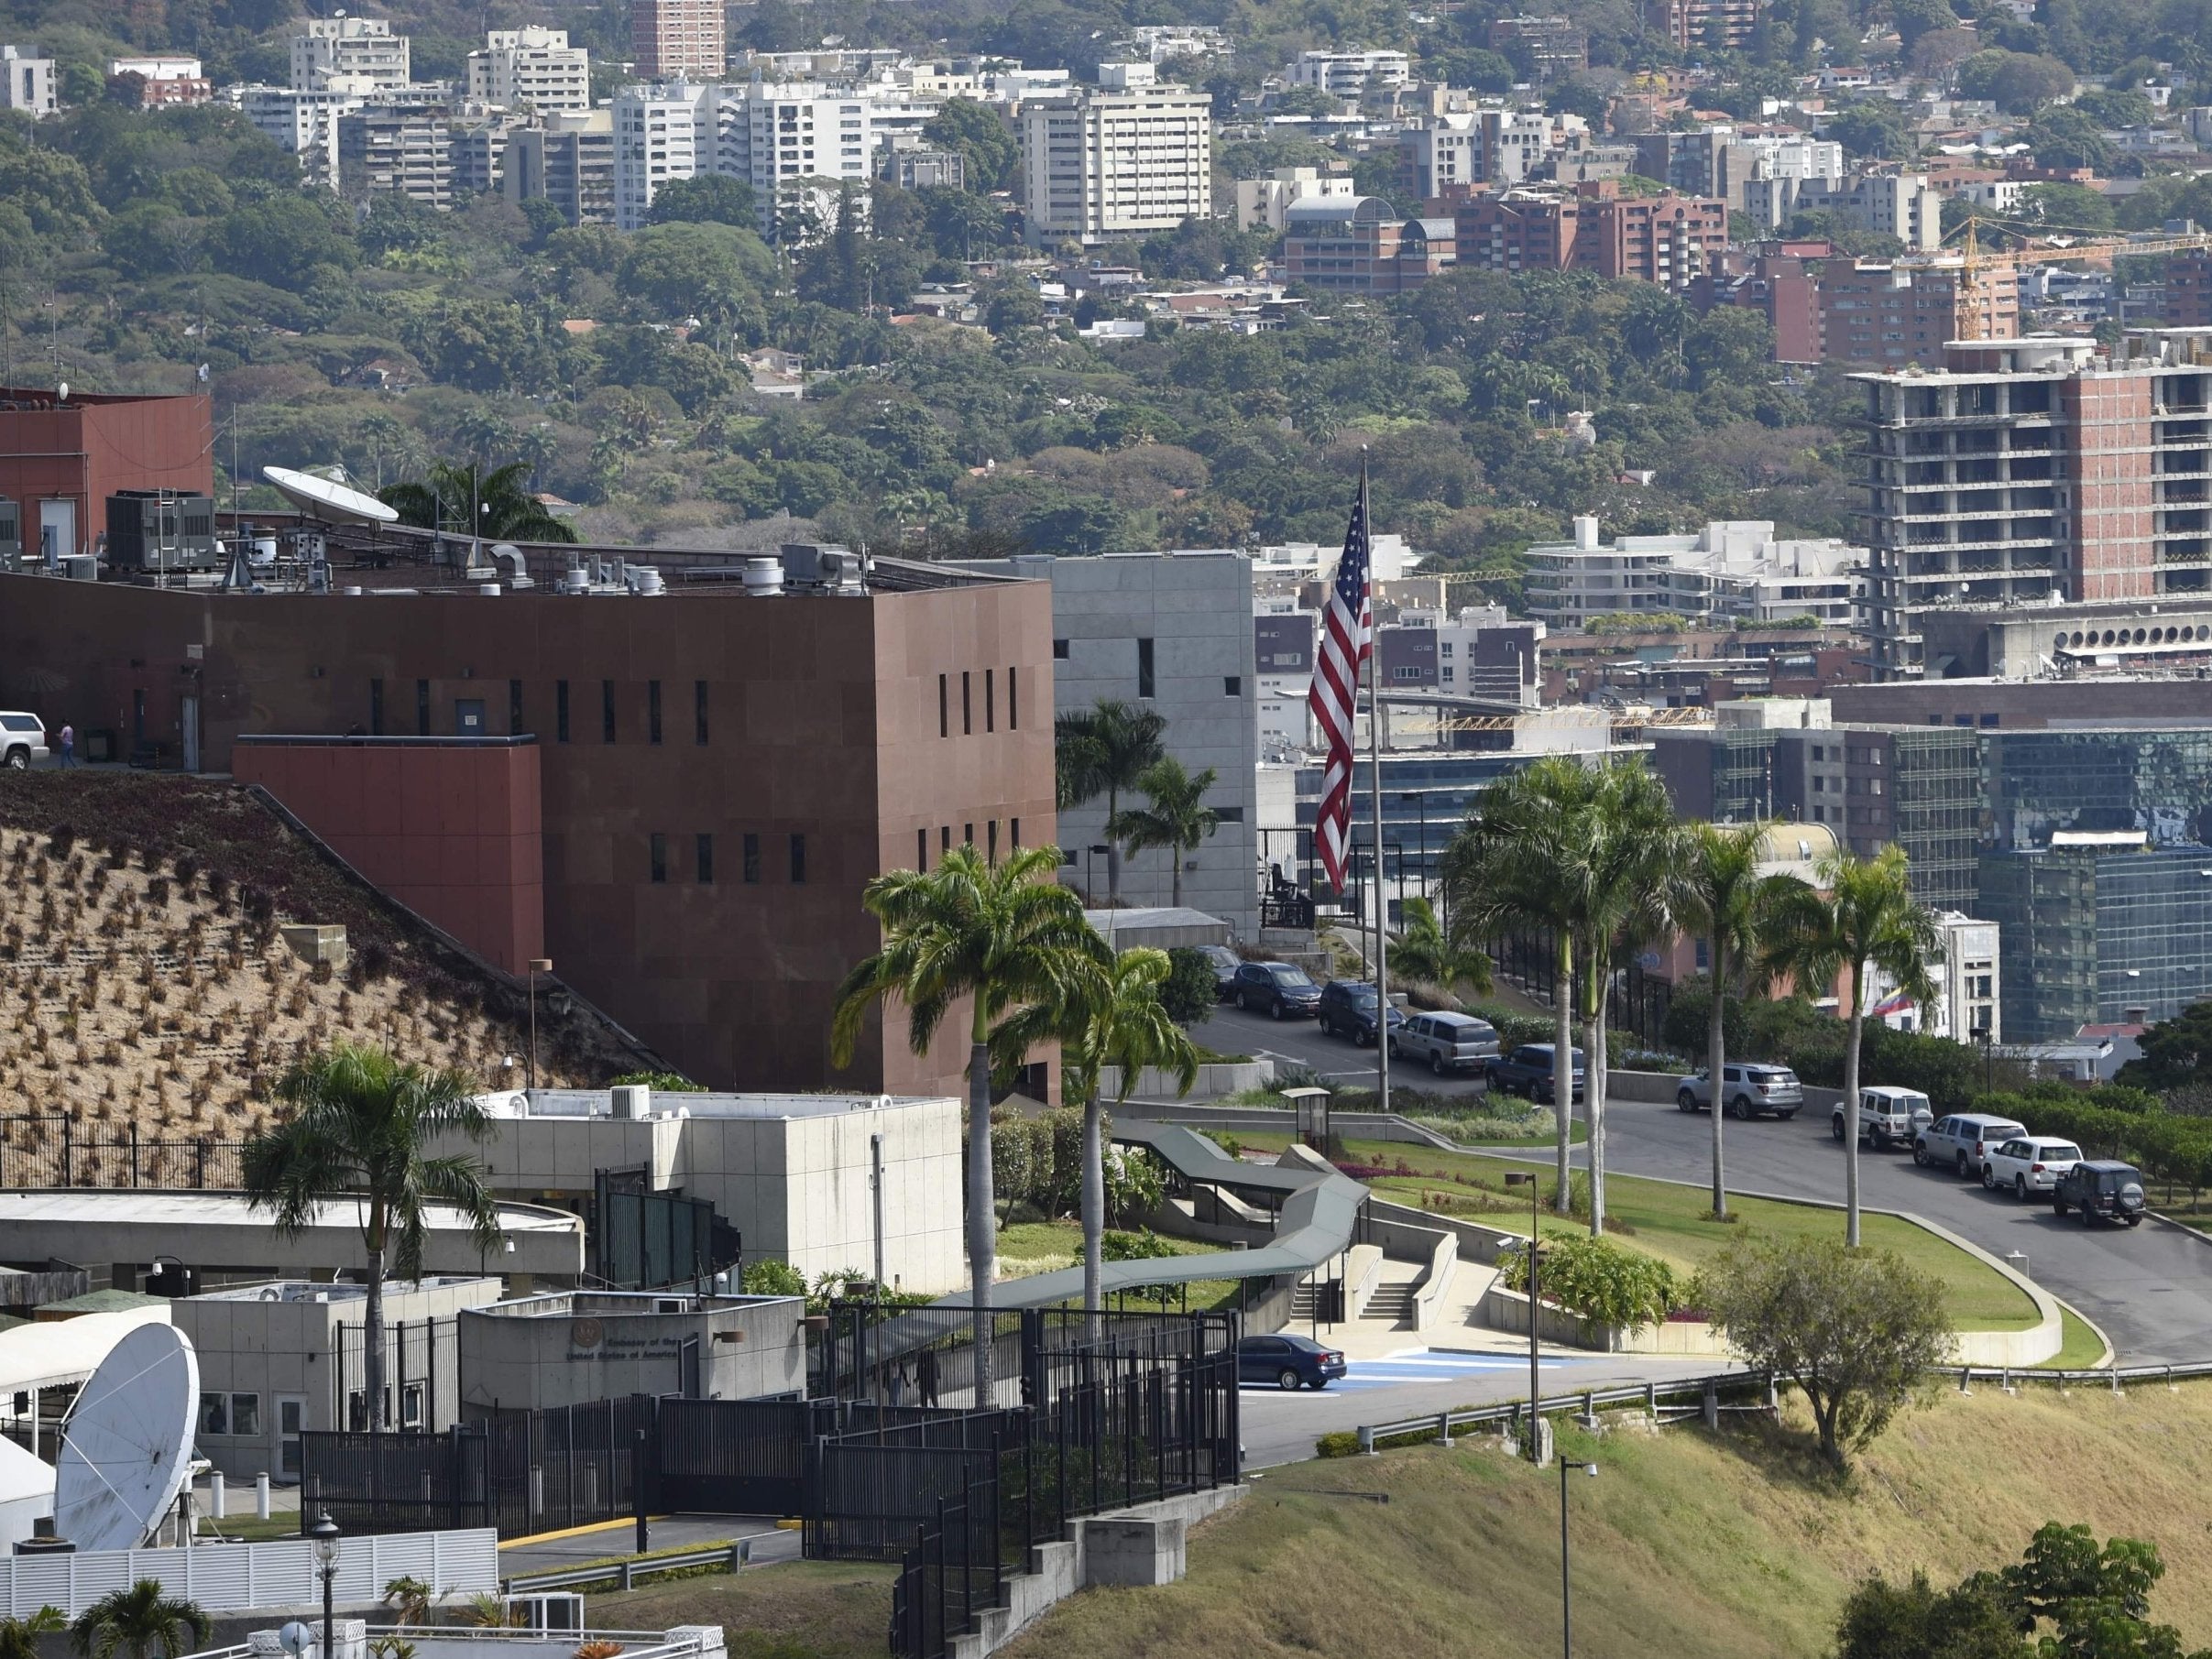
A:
[[1930, 213, 2212, 340]]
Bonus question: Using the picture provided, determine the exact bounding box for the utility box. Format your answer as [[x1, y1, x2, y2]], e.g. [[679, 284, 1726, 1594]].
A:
[[105, 488, 218, 573], [279, 922, 349, 968]]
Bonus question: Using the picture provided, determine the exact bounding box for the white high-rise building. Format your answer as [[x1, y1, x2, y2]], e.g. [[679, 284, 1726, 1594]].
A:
[[1287, 49, 1411, 97], [1019, 82, 1211, 247], [290, 16, 410, 91], [1, 44, 57, 117], [1524, 516, 1867, 628], [243, 82, 373, 186], [467, 28, 589, 113]]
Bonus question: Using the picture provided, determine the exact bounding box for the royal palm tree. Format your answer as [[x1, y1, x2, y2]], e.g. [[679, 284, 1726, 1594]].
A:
[[993, 947, 1197, 1316], [831, 845, 1107, 1403], [1671, 820, 1787, 1221], [1107, 757, 1219, 909], [1055, 699, 1166, 905], [70, 1582, 209, 1659], [1441, 756, 1600, 1213], [243, 1042, 503, 1435], [1389, 896, 1493, 998], [1761, 845, 1941, 1246], [380, 460, 577, 544]]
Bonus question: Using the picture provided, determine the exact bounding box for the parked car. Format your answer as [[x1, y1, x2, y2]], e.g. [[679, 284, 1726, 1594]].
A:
[[1236, 1332, 1347, 1391], [1485, 1043, 1586, 1105], [1392, 1010, 1502, 1075], [1316, 979, 1406, 1046], [1192, 944, 1243, 1000], [1229, 961, 1321, 1020], [1832, 1086, 1933, 1150], [1914, 1112, 2030, 1179], [1679, 1063, 1805, 1120], [1983, 1136, 2083, 1200], [2053, 1160, 2147, 1227], [0, 713, 49, 769]]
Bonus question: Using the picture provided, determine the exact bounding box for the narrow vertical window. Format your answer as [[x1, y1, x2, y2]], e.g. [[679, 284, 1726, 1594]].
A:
[[509, 678, 524, 735], [961, 671, 972, 735], [1008, 666, 1018, 729], [648, 679, 663, 745], [1137, 638, 1155, 698], [938, 674, 948, 737], [941, 825, 952, 856], [695, 680, 708, 745], [555, 680, 570, 743], [916, 827, 928, 871], [416, 679, 430, 737], [984, 668, 994, 733], [742, 833, 761, 883], [602, 680, 616, 743], [1010, 817, 1021, 849], [964, 822, 974, 848], [987, 820, 999, 864], [789, 833, 806, 883], [695, 834, 714, 884], [649, 833, 667, 884], [368, 679, 384, 737]]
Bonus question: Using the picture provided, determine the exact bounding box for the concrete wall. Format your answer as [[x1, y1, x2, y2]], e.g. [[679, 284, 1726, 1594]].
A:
[[457, 1293, 805, 1413]]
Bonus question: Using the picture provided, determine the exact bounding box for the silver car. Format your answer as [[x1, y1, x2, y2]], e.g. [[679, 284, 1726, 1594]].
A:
[[0, 712, 49, 769], [1915, 1112, 2030, 1179], [1390, 1011, 1501, 1075], [1676, 1063, 1804, 1120]]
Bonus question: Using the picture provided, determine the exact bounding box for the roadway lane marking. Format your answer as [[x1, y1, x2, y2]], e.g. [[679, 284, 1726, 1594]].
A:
[[1239, 1348, 1608, 1396]]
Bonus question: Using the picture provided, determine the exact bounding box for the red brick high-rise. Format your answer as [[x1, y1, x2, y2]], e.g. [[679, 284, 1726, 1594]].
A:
[[630, 0, 723, 80]]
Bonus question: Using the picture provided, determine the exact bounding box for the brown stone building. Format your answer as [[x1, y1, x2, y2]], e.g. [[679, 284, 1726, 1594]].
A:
[[1452, 181, 1725, 291], [0, 548, 1057, 1099]]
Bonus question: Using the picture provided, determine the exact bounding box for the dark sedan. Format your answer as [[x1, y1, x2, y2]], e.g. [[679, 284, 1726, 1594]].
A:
[[1236, 1332, 1347, 1391], [1230, 961, 1322, 1020]]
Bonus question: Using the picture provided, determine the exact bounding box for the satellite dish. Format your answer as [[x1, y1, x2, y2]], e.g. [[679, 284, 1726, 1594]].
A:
[[54, 1324, 200, 1551], [263, 465, 400, 527], [55, 382, 68, 404]]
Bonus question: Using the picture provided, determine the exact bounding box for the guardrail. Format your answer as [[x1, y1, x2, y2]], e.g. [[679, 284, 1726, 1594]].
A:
[[503, 1544, 752, 1596], [1353, 1359, 2212, 1449]]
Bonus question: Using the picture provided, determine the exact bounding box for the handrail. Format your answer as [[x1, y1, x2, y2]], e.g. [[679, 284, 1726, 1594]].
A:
[[501, 1546, 750, 1596]]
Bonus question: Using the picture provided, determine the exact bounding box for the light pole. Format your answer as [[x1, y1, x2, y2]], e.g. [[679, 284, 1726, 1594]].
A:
[[526, 957, 553, 1091], [1084, 843, 1111, 908], [1506, 1170, 1539, 1462], [309, 1511, 341, 1659], [1560, 1457, 1597, 1657], [1977, 1027, 1993, 1095]]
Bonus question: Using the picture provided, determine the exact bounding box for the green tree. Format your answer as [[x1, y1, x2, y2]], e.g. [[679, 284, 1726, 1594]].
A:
[[1107, 756, 1220, 909], [1056, 699, 1166, 906], [213, 191, 356, 289], [1956, 49, 2078, 114], [1157, 946, 1221, 1027], [1388, 895, 1493, 997], [922, 98, 1020, 192], [1761, 846, 1940, 1246], [2117, 998, 2212, 1091], [1825, 101, 1915, 159], [616, 220, 774, 327], [1834, 1572, 2024, 1659], [992, 946, 1196, 1315], [0, 1609, 64, 1659], [830, 845, 1106, 1402], [243, 1042, 503, 1434], [381, 461, 576, 543], [69, 1586, 208, 1659], [646, 173, 761, 228], [2027, 107, 2115, 173], [1695, 1234, 1953, 1471]]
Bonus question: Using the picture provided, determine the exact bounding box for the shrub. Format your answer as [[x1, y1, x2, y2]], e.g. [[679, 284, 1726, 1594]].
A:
[[1160, 947, 1221, 1026], [739, 1259, 806, 1297], [1100, 1227, 1177, 1261], [1497, 1233, 1678, 1328], [610, 1069, 701, 1091]]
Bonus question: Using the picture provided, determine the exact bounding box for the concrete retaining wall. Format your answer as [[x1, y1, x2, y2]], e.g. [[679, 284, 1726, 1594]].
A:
[[1411, 1229, 1458, 1331], [1364, 1195, 1523, 1267], [1112, 1098, 1455, 1148], [1346, 1243, 1384, 1320], [1101, 1060, 1276, 1100], [1478, 1283, 1731, 1356]]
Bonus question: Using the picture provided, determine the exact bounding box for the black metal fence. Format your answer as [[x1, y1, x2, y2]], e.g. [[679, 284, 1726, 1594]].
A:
[[331, 1316, 458, 1434], [0, 1116, 245, 1188]]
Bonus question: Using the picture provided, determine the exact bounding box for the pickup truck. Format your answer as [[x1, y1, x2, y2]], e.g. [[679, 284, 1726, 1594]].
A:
[[1832, 1086, 1933, 1151]]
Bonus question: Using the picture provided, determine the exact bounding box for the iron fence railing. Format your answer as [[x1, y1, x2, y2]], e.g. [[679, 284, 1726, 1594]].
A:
[[0, 1116, 244, 1188]]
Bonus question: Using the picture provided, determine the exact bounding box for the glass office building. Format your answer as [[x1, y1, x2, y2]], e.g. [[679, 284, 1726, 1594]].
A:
[[1981, 728, 2212, 852]]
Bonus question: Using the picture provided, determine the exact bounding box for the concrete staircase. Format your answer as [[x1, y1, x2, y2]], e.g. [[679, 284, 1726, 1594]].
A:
[[1363, 1280, 1416, 1327]]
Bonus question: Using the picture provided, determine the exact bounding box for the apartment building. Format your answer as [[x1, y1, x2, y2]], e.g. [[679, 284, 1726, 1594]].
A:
[[1400, 109, 1551, 198], [1280, 196, 1454, 294], [1287, 49, 1412, 98], [1690, 238, 1831, 363], [1637, 130, 1845, 211], [1375, 605, 1546, 704], [2, 44, 56, 116], [1233, 166, 1354, 231], [1646, 0, 1761, 50], [107, 56, 212, 108], [467, 28, 589, 114], [1816, 257, 2019, 368], [504, 109, 616, 225], [2169, 248, 2212, 329], [290, 16, 409, 90], [1762, 172, 1942, 253], [1524, 516, 1866, 628], [1019, 82, 1211, 248], [244, 82, 413, 187], [631, 0, 724, 82], [1854, 330, 2212, 675], [1452, 182, 1725, 289], [1486, 16, 1588, 77]]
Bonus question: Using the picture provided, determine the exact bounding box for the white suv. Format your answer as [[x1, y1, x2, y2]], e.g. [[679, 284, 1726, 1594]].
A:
[[1982, 1136, 2083, 1200], [1915, 1112, 2030, 1180], [0, 713, 48, 769], [1833, 1086, 1933, 1151]]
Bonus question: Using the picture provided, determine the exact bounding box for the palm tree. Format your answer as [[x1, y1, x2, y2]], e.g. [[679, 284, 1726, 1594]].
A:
[[243, 1042, 503, 1435], [831, 844, 1107, 1403], [1055, 699, 1166, 905], [1389, 896, 1493, 998], [380, 460, 577, 544], [0, 1608, 63, 1659], [1760, 845, 1941, 1246], [993, 947, 1197, 1317], [1441, 756, 1601, 1213], [1671, 821, 1786, 1220], [70, 1582, 209, 1659], [1106, 757, 1219, 908]]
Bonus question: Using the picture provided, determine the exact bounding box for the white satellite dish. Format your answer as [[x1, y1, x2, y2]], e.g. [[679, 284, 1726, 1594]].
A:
[[263, 465, 400, 527], [54, 1324, 200, 1551]]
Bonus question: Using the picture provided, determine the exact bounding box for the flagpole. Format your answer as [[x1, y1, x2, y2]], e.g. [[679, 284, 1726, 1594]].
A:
[[1363, 454, 1389, 1120]]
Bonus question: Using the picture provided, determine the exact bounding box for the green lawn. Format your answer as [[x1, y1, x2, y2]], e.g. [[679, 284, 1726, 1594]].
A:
[[1232, 1131, 2040, 1333], [2038, 1305, 2111, 1370], [996, 1217, 1239, 1314]]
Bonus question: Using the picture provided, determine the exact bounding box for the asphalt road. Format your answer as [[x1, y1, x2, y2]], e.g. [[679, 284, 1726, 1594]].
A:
[[1194, 1003, 2212, 1366]]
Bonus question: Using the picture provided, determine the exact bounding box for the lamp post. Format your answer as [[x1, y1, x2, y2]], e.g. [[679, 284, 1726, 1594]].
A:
[[1084, 843, 1111, 908], [1506, 1170, 1539, 1462], [526, 958, 553, 1091], [1559, 1457, 1597, 1657], [1977, 1027, 1993, 1095], [309, 1511, 341, 1659]]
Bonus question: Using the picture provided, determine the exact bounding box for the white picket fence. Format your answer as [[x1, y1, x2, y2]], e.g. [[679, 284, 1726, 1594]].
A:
[[0, 1529, 498, 1620]]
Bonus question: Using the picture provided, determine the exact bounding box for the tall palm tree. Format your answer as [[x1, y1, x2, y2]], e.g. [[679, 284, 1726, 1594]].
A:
[[380, 460, 577, 544], [831, 844, 1107, 1403], [1440, 756, 1600, 1214], [1107, 757, 1219, 908], [993, 947, 1197, 1316], [1671, 821, 1786, 1220], [1760, 845, 1941, 1246], [1389, 895, 1493, 998], [243, 1042, 503, 1435], [70, 1582, 209, 1659], [1055, 699, 1166, 905]]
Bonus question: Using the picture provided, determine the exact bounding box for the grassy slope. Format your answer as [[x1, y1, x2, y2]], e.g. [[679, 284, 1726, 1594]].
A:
[[1005, 1385, 2212, 1659], [588, 1559, 896, 1659], [1233, 1131, 2039, 1330]]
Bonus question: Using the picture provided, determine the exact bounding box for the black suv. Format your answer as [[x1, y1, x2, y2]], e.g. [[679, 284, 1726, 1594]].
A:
[[1316, 979, 1406, 1047], [2053, 1160, 2147, 1227], [1229, 961, 1322, 1020], [1485, 1042, 1586, 1105]]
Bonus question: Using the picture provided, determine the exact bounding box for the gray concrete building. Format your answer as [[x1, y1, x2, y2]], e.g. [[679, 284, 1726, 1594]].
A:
[[457, 1290, 805, 1412]]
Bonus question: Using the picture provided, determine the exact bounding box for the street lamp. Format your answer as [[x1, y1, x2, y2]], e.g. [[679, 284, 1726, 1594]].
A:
[[308, 1511, 341, 1659], [1559, 1458, 1597, 1657], [526, 958, 553, 1091], [1506, 1170, 1540, 1462]]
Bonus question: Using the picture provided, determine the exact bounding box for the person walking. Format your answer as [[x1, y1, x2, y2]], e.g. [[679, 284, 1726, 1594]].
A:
[[56, 724, 74, 768]]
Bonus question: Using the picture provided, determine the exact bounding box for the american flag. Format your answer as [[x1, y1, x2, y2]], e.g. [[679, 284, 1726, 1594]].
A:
[[1307, 469, 1371, 891]]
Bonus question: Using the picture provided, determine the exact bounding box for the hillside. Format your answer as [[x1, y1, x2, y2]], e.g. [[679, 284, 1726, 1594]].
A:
[[0, 772, 648, 1178]]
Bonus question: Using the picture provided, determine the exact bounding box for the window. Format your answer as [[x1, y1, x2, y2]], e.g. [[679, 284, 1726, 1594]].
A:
[[695, 681, 709, 745], [198, 1392, 229, 1435], [369, 679, 384, 737], [556, 680, 570, 743], [962, 671, 972, 735], [695, 834, 714, 883], [985, 668, 995, 732], [789, 833, 806, 883], [987, 820, 999, 864], [416, 679, 431, 737], [1224, 675, 1242, 696], [649, 679, 663, 745], [917, 827, 929, 870], [938, 674, 948, 737], [1008, 666, 1019, 729], [965, 822, 974, 848], [1137, 637, 1155, 698], [1053, 638, 1068, 660], [1213, 805, 1244, 823], [602, 680, 617, 743], [742, 833, 761, 883], [941, 825, 952, 855], [232, 1392, 260, 1437], [649, 833, 667, 883], [1010, 817, 1021, 849], [509, 679, 524, 736]]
